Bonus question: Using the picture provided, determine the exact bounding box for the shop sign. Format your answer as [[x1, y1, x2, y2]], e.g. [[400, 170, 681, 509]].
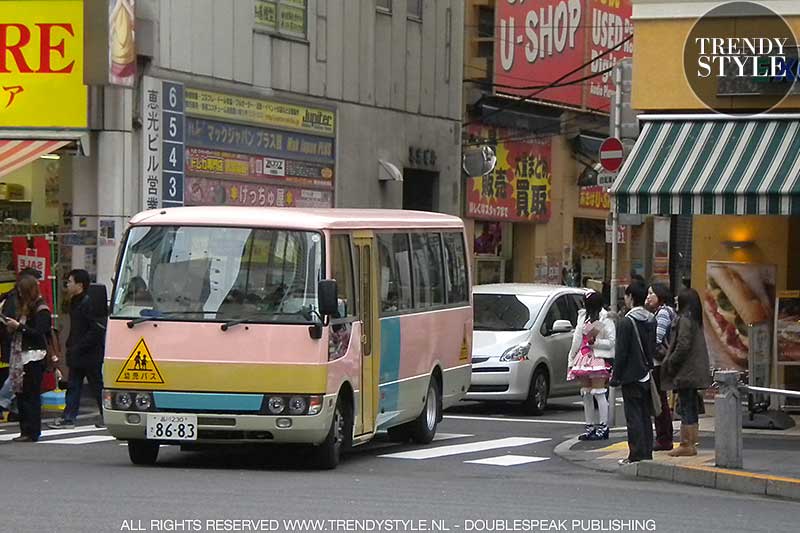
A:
[[466, 126, 552, 223], [184, 87, 333, 137], [12, 237, 53, 309], [185, 176, 332, 208], [186, 147, 333, 188], [186, 117, 334, 165], [604, 221, 626, 243], [162, 81, 185, 208], [142, 76, 162, 210], [495, 0, 633, 110], [0, 0, 87, 128], [254, 0, 307, 39], [579, 186, 610, 210]]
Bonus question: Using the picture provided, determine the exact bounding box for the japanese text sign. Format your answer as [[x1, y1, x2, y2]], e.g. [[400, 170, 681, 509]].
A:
[[466, 126, 552, 223], [0, 0, 87, 127]]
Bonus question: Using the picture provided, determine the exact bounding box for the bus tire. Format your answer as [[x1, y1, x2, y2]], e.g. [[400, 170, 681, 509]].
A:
[[128, 440, 160, 466], [410, 379, 441, 444], [314, 396, 351, 469], [523, 367, 549, 416]]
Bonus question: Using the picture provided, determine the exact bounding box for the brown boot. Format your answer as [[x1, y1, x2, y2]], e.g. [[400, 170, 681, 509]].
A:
[[668, 424, 697, 457]]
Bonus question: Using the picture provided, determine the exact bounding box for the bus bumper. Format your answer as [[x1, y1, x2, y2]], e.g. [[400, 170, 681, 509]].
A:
[[104, 393, 337, 445]]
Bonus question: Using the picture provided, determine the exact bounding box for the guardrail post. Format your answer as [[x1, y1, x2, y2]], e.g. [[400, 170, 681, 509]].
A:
[[715, 370, 743, 469]]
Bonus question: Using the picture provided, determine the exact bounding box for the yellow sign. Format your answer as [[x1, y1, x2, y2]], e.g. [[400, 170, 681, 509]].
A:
[[0, 1, 88, 128], [460, 335, 470, 362], [184, 87, 335, 137], [115, 338, 165, 384]]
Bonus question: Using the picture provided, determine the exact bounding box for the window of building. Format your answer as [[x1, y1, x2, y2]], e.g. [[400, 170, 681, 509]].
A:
[[254, 0, 307, 40], [407, 0, 422, 19], [377, 233, 413, 314], [410, 232, 445, 308], [331, 234, 356, 318], [443, 232, 468, 305], [377, 0, 392, 13]]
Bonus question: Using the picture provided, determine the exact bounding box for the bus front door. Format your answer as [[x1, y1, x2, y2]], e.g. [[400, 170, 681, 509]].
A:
[[354, 235, 378, 437]]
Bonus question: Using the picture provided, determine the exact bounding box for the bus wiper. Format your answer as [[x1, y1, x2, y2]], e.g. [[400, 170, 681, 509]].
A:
[[126, 311, 203, 329]]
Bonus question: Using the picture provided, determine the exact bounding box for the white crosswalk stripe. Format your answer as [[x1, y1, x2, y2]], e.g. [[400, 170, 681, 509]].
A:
[[40, 435, 116, 445], [378, 437, 549, 460], [465, 455, 550, 466], [0, 426, 106, 441]]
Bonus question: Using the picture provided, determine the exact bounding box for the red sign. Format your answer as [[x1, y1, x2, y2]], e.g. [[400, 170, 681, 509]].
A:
[[11, 237, 53, 309], [495, 0, 633, 111], [599, 137, 624, 172], [186, 147, 334, 188], [465, 125, 552, 223]]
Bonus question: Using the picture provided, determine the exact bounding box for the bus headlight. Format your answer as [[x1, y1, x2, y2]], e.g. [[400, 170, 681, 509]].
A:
[[116, 392, 133, 410], [102, 390, 113, 410], [288, 396, 307, 415], [267, 396, 286, 414], [135, 393, 153, 411], [308, 395, 323, 415]]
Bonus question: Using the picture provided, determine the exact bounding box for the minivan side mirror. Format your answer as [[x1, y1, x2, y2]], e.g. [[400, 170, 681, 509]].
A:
[[318, 279, 338, 317], [551, 320, 573, 334]]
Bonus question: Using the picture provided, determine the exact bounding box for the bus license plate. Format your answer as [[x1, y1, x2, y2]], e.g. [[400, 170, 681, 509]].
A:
[[146, 414, 198, 441]]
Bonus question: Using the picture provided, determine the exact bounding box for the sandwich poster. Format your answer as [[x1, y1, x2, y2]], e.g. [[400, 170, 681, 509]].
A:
[[702, 262, 776, 371], [777, 292, 800, 364]]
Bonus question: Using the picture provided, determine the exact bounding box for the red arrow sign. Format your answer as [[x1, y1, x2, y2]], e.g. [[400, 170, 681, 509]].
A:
[[599, 137, 624, 172]]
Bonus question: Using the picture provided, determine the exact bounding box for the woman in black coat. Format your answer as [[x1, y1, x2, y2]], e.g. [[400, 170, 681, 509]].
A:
[[5, 275, 52, 442]]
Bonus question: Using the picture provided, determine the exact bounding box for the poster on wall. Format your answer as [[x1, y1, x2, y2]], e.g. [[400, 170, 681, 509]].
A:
[[652, 216, 670, 283], [702, 262, 776, 371], [11, 237, 53, 309], [465, 126, 552, 223], [495, 0, 633, 110], [776, 292, 800, 364]]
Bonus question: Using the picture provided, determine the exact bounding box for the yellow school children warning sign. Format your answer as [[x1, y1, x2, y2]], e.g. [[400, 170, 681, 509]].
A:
[[115, 338, 164, 384]]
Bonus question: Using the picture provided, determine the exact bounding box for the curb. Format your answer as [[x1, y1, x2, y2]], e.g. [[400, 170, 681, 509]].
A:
[[556, 435, 800, 502], [620, 460, 800, 501]]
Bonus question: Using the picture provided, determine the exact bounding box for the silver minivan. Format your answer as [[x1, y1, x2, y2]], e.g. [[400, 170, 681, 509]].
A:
[[466, 284, 587, 414]]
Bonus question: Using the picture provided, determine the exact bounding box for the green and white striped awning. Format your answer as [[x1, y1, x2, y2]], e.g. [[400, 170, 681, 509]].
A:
[[611, 116, 800, 215]]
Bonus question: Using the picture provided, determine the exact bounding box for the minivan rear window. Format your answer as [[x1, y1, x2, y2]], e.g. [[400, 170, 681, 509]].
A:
[[474, 294, 540, 331]]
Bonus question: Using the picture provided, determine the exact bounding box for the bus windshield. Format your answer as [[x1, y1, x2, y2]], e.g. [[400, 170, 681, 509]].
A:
[[111, 225, 323, 324]]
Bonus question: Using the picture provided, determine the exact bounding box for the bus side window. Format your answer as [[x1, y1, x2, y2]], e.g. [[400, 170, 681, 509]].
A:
[[443, 232, 468, 304], [377, 233, 413, 314], [410, 232, 445, 308], [331, 234, 355, 318]]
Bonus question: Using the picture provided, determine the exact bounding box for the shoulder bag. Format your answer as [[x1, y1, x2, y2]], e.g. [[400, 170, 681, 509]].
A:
[[628, 316, 663, 418]]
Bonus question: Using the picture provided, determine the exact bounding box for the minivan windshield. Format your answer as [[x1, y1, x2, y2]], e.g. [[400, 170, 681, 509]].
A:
[[473, 294, 546, 331], [111, 225, 323, 324]]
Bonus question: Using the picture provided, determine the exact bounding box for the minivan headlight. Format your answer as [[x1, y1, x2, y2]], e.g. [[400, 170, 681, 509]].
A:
[[500, 343, 531, 362]]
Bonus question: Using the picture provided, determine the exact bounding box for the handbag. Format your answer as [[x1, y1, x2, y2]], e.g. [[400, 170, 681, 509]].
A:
[[40, 368, 57, 393], [628, 317, 663, 418]]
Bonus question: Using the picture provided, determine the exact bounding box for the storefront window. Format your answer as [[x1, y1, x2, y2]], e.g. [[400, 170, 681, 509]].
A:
[[474, 221, 502, 255]]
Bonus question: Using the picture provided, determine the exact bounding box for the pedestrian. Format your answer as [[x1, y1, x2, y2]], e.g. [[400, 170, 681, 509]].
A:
[[567, 291, 616, 440], [3, 274, 52, 442], [661, 288, 712, 457], [610, 281, 657, 464], [48, 269, 105, 429], [646, 283, 677, 451]]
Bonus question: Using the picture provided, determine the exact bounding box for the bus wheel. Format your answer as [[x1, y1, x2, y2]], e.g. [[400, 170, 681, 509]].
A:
[[315, 396, 351, 469], [523, 368, 549, 415], [410, 379, 441, 444], [128, 440, 160, 466]]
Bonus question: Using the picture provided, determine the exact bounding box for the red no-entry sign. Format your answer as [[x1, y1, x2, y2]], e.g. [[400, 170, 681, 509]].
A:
[[599, 137, 624, 172]]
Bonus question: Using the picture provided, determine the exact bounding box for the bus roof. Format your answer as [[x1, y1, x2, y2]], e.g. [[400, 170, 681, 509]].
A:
[[128, 207, 465, 231]]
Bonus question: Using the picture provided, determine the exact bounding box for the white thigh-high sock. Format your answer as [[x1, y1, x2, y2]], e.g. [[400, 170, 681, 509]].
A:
[[593, 389, 609, 426], [582, 387, 598, 425]]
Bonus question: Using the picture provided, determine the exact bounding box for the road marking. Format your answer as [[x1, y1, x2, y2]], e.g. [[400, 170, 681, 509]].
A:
[[465, 455, 550, 466], [378, 437, 549, 460], [0, 426, 106, 441], [444, 415, 585, 426], [432, 433, 472, 441], [41, 435, 116, 445]]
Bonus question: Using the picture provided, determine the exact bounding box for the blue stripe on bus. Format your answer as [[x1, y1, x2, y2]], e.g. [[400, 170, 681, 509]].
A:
[[379, 317, 402, 412], [153, 392, 263, 412]]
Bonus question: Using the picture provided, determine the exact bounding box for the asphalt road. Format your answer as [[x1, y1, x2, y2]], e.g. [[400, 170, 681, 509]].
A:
[[0, 397, 796, 533]]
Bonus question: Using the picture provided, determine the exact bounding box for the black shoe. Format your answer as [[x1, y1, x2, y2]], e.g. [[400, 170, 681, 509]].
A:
[[47, 419, 75, 429], [6, 412, 20, 422], [588, 424, 609, 440], [12, 435, 35, 442], [577, 424, 595, 441]]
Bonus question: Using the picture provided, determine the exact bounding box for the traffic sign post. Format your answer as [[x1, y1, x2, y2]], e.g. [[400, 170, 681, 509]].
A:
[[599, 137, 624, 172]]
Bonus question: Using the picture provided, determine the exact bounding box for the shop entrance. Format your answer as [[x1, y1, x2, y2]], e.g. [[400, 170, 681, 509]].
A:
[[402, 169, 438, 212], [572, 218, 607, 289]]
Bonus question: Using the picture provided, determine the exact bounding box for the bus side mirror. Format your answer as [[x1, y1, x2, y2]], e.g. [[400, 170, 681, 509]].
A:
[[318, 279, 338, 317]]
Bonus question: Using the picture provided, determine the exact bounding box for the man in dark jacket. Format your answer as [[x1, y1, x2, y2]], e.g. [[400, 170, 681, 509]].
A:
[[610, 281, 657, 464], [49, 269, 105, 429]]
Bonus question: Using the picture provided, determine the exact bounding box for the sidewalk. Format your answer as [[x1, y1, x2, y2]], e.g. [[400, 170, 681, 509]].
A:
[[554, 415, 800, 501], [0, 389, 101, 427]]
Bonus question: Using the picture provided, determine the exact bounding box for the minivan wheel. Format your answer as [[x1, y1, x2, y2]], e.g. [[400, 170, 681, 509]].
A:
[[409, 379, 441, 444], [523, 368, 549, 415]]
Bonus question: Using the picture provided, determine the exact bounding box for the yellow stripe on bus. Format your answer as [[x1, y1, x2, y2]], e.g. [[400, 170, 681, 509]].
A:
[[103, 361, 328, 393]]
